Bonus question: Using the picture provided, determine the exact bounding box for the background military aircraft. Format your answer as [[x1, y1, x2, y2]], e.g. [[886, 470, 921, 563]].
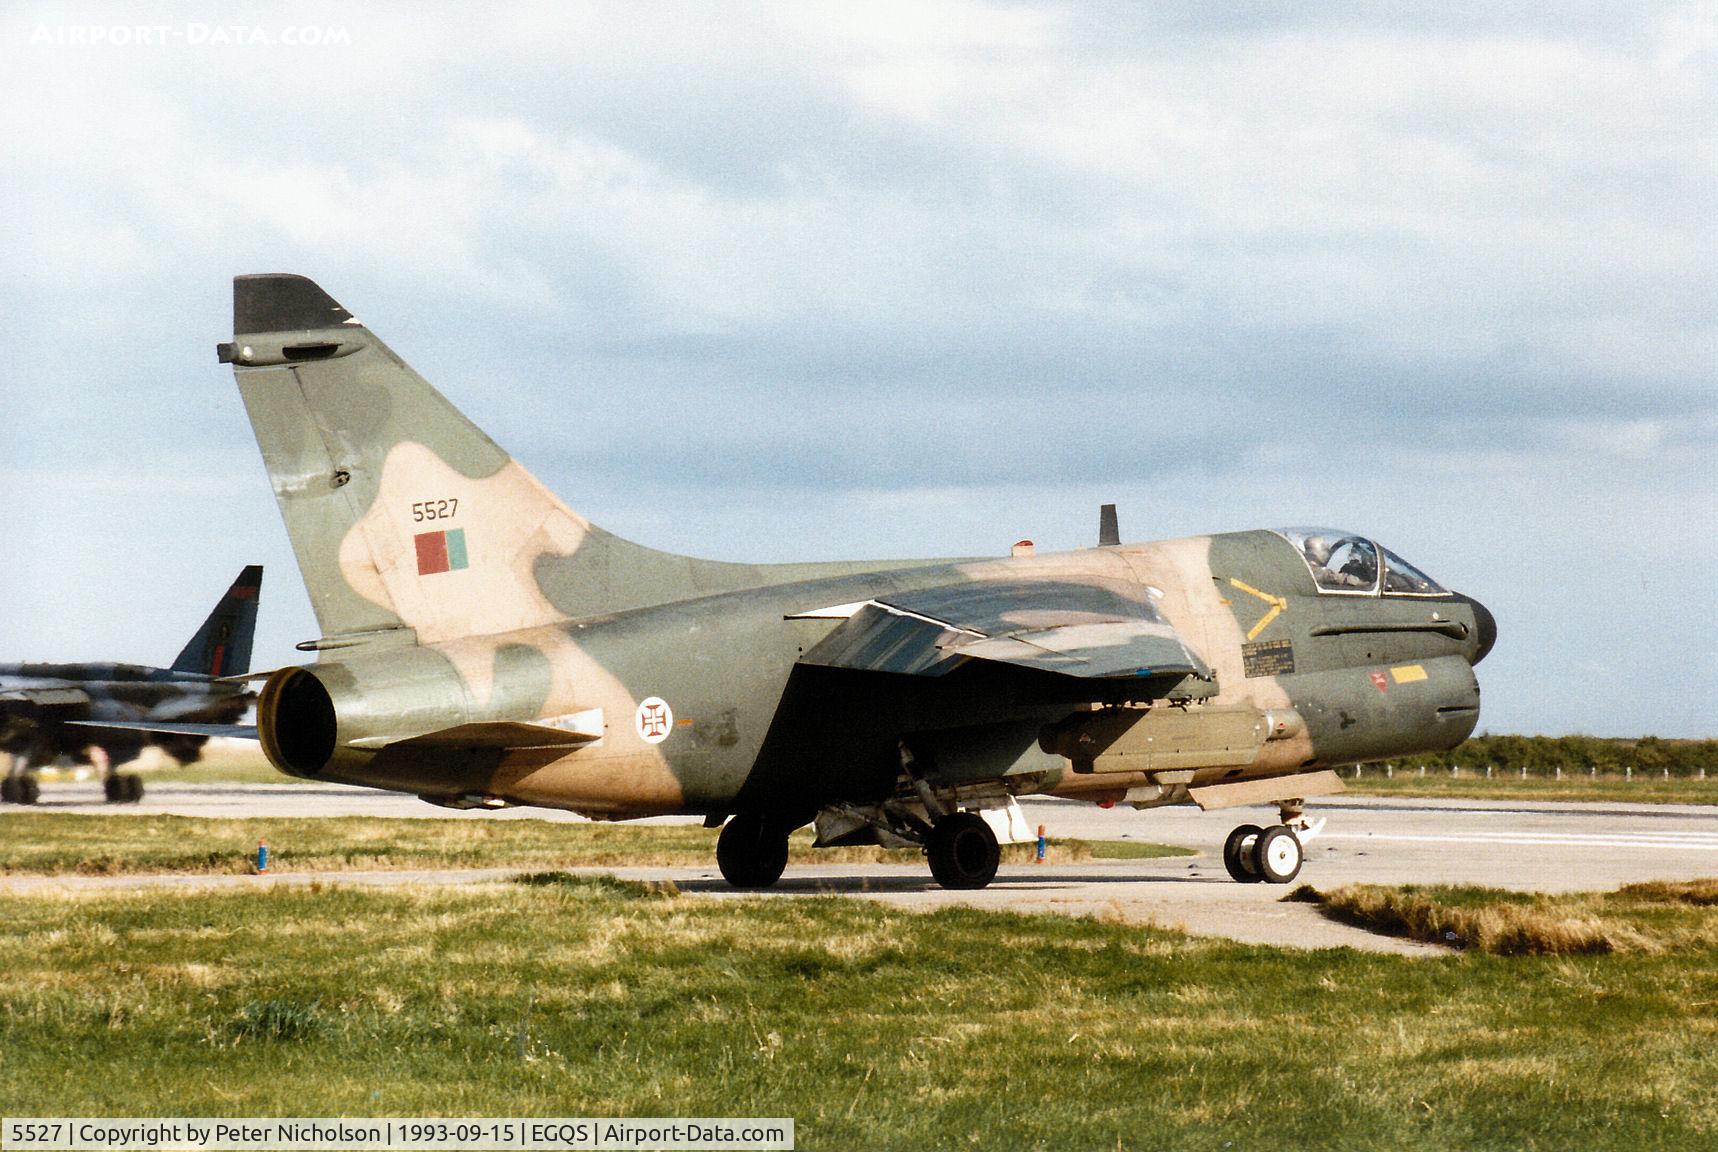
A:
[[0, 565, 262, 804], [113, 274, 1494, 888]]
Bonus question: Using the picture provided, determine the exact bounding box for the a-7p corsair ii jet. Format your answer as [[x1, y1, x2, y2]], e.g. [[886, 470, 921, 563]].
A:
[[108, 275, 1495, 889]]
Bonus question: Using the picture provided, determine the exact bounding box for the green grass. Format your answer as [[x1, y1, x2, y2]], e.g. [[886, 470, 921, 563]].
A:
[[0, 880, 1713, 1149], [0, 813, 1190, 876], [1342, 771, 1718, 805]]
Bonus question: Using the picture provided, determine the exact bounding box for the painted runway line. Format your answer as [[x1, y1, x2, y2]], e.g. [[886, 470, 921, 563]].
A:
[[1324, 830, 1718, 851]]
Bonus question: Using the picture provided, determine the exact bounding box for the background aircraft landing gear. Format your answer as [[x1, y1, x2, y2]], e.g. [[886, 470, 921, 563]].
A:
[[1222, 822, 1303, 884], [2, 753, 41, 805], [103, 773, 144, 804], [926, 811, 1000, 890], [1, 773, 41, 805], [716, 813, 791, 889]]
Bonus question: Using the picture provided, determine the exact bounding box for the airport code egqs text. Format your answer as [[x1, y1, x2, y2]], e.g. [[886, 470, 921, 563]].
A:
[[1, 1119, 794, 1151]]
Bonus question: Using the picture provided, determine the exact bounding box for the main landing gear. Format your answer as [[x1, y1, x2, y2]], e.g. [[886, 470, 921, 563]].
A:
[[1222, 803, 1323, 884], [716, 813, 792, 889], [717, 806, 1008, 892], [925, 811, 1001, 890]]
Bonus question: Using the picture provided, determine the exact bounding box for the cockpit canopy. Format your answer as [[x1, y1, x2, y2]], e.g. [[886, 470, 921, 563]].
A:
[[1276, 528, 1450, 597]]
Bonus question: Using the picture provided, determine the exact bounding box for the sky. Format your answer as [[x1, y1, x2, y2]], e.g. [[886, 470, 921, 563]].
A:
[[1, 2, 1713, 737]]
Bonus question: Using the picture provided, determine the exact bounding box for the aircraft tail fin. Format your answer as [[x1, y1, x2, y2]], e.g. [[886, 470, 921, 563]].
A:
[[171, 565, 263, 677], [223, 274, 722, 647]]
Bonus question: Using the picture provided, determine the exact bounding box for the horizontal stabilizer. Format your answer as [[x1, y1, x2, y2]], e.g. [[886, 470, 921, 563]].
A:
[[70, 719, 259, 741], [351, 718, 603, 752], [359, 716, 604, 775], [797, 578, 1209, 680]]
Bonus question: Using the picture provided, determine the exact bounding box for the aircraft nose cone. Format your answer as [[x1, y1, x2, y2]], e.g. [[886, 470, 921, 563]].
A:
[[1456, 593, 1496, 664]]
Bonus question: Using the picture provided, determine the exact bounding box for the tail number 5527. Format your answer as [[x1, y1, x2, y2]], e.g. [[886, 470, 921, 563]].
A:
[[411, 498, 459, 522]]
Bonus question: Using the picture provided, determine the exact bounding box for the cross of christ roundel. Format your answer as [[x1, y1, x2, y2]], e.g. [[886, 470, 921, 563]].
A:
[[634, 696, 673, 744]]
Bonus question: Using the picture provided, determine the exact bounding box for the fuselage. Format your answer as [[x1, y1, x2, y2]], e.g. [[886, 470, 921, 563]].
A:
[[262, 528, 1490, 819]]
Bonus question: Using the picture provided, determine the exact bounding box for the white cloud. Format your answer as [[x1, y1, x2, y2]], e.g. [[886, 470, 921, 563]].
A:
[[1, 2, 1713, 734]]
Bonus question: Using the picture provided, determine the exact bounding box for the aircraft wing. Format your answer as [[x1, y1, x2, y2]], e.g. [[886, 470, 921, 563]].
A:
[[792, 578, 1210, 680]]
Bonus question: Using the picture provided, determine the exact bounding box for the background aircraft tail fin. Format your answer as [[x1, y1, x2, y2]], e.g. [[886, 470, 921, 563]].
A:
[[224, 274, 726, 647], [171, 565, 262, 677]]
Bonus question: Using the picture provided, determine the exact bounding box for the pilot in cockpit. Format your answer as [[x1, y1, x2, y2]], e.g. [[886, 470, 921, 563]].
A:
[[1301, 534, 1376, 590], [1302, 534, 1334, 572], [1336, 541, 1377, 586]]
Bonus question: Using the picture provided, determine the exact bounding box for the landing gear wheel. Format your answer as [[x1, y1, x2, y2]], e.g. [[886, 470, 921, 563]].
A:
[[1223, 824, 1265, 883], [716, 813, 790, 889], [926, 812, 1000, 890], [0, 777, 17, 804], [1252, 825, 1303, 884], [15, 775, 39, 805], [121, 774, 144, 803]]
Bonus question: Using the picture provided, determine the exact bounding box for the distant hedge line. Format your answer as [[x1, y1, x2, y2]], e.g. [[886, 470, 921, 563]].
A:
[[1400, 735, 1717, 776]]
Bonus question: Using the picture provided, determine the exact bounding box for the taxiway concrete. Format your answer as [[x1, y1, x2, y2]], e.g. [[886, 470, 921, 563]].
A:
[[7, 783, 1715, 955]]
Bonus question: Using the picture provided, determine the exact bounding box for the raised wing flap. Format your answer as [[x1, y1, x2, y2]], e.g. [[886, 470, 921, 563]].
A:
[[798, 578, 1210, 680], [795, 601, 972, 676]]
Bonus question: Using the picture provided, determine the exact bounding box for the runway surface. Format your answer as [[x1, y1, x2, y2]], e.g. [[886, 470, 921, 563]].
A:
[[7, 782, 1716, 954]]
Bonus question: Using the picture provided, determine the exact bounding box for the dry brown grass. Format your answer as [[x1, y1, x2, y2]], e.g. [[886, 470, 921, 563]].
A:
[[1618, 877, 1718, 906], [1294, 884, 1662, 955]]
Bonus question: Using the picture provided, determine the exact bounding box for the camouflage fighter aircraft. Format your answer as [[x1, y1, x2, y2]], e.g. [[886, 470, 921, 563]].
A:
[[106, 275, 1495, 888], [1, 565, 262, 803]]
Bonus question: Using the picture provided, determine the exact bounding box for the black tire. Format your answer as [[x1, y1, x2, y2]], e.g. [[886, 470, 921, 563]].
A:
[[0, 776, 16, 804], [1251, 825, 1303, 884], [16, 775, 40, 805], [926, 812, 1001, 890], [104, 775, 123, 803], [716, 813, 790, 889], [1223, 824, 1265, 883], [122, 774, 145, 803]]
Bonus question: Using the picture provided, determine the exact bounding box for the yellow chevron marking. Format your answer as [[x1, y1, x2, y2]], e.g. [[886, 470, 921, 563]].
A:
[[1229, 578, 1288, 641]]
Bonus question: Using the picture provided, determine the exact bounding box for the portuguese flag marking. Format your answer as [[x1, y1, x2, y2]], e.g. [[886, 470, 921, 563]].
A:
[[414, 528, 469, 575]]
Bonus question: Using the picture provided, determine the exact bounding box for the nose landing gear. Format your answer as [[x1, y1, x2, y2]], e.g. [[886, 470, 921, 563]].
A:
[[1222, 803, 1319, 884]]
